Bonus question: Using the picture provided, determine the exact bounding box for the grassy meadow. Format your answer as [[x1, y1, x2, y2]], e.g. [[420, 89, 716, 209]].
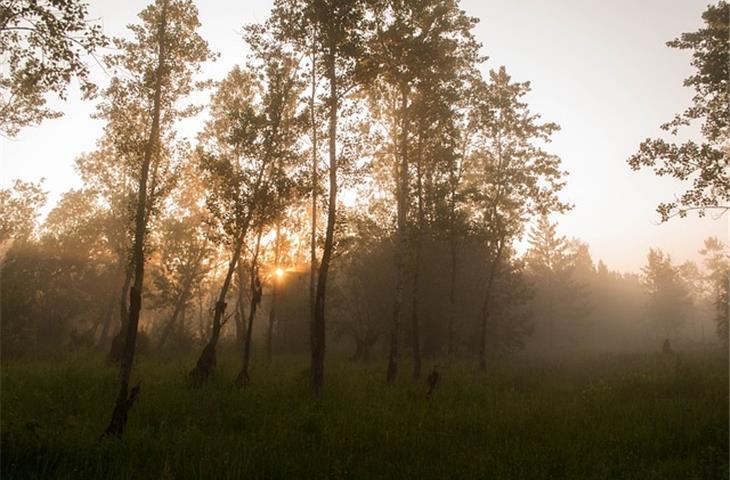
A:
[[1, 350, 728, 479]]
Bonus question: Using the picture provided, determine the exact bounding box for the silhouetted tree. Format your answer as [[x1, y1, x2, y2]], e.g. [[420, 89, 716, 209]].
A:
[[465, 69, 568, 368], [190, 34, 302, 384], [700, 237, 730, 346], [368, 0, 481, 382], [641, 249, 691, 340], [628, 1, 729, 220], [0, 179, 47, 246], [525, 215, 590, 350], [102, 0, 213, 437], [0, 0, 107, 136], [271, 0, 369, 395]]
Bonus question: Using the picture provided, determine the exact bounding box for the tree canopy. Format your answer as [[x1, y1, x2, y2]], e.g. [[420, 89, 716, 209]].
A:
[[628, 1, 729, 221]]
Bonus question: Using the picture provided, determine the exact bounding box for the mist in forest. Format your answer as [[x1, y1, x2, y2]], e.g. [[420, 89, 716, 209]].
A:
[[1, 0, 728, 478]]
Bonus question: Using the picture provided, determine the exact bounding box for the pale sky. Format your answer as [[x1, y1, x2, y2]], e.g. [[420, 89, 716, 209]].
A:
[[1, 0, 727, 273]]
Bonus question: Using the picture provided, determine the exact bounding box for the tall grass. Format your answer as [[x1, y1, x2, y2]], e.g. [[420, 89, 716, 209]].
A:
[[2, 350, 727, 479]]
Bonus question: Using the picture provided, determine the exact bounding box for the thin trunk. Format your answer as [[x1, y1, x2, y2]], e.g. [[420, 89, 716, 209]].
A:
[[236, 229, 263, 389], [188, 232, 246, 385], [387, 86, 410, 384], [187, 138, 270, 383], [449, 126, 471, 358], [187, 62, 272, 382], [479, 239, 505, 371], [478, 126, 509, 370], [410, 125, 424, 379], [410, 246, 422, 378], [448, 219, 457, 357], [309, 35, 318, 365], [103, 0, 168, 438], [267, 223, 280, 362], [311, 40, 336, 397], [447, 164, 458, 358]]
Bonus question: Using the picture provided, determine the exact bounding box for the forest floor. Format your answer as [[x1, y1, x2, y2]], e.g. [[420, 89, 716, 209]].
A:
[[1, 349, 728, 479]]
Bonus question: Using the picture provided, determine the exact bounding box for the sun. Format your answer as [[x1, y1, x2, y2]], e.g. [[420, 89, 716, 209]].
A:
[[275, 267, 285, 279]]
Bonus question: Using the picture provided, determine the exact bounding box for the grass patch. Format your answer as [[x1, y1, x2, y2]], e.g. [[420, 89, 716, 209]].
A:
[[2, 351, 727, 479]]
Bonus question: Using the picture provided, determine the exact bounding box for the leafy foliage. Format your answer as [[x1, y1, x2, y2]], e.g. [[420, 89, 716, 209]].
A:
[[0, 0, 107, 136], [0, 178, 47, 245], [628, 1, 729, 220]]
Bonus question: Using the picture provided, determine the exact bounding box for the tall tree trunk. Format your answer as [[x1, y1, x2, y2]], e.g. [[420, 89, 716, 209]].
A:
[[387, 86, 410, 384], [410, 125, 424, 379], [448, 223, 457, 358], [479, 239, 504, 371], [189, 232, 246, 386], [236, 230, 263, 389], [267, 223, 280, 362], [309, 37, 318, 368], [103, 0, 168, 438], [447, 180, 458, 359], [187, 112, 267, 384], [448, 125, 471, 359], [311, 41, 336, 397], [410, 251, 422, 378]]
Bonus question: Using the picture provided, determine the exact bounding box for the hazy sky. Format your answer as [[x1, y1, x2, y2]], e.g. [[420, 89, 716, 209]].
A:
[[1, 0, 726, 273]]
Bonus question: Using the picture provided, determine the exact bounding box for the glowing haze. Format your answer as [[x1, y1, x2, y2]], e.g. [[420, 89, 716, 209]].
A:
[[0, 0, 726, 273]]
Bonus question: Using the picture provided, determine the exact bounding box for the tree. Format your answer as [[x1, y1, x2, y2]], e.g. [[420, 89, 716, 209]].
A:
[[102, 0, 213, 438], [149, 171, 212, 352], [262, 217, 299, 361], [700, 237, 729, 346], [524, 215, 590, 351], [465, 68, 568, 368], [307, 18, 320, 371], [445, 84, 477, 359], [74, 143, 136, 352], [628, 1, 729, 221], [0, 179, 47, 247], [271, 0, 369, 395], [310, 0, 369, 395], [92, 0, 209, 363], [234, 228, 264, 389], [1, 188, 108, 355], [480, 254, 534, 354], [189, 38, 303, 385], [330, 211, 393, 361], [0, 0, 107, 136], [641, 249, 691, 339], [41, 189, 113, 342], [188, 66, 261, 385], [367, 0, 481, 382], [408, 3, 481, 378]]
